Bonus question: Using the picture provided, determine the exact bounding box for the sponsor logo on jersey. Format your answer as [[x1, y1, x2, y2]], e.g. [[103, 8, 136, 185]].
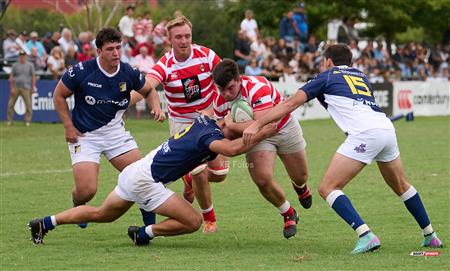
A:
[[87, 82, 102, 88], [74, 145, 81, 154], [119, 82, 127, 92], [85, 95, 96, 105], [182, 76, 201, 102], [68, 66, 75, 77], [253, 98, 262, 106]]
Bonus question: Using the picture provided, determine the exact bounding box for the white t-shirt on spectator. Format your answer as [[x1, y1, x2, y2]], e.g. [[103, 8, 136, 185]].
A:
[[47, 55, 64, 72], [250, 41, 265, 58], [241, 19, 258, 41], [119, 15, 134, 37]]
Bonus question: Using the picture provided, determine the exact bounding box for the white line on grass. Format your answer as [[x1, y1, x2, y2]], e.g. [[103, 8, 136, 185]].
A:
[[0, 168, 72, 177]]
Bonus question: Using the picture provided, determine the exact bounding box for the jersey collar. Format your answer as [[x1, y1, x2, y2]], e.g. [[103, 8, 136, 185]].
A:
[[96, 57, 120, 77]]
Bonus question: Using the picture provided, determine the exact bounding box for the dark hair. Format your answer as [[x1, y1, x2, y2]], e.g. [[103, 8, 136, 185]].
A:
[[212, 59, 240, 88], [323, 44, 353, 66], [95, 28, 122, 49]]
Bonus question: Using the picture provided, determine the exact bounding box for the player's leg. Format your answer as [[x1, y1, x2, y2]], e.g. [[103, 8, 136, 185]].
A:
[[72, 162, 99, 205], [108, 145, 156, 227], [318, 152, 380, 254], [246, 150, 298, 239], [377, 156, 443, 248], [29, 190, 134, 244], [191, 166, 218, 233], [207, 154, 229, 182], [278, 148, 311, 209], [128, 194, 203, 246]]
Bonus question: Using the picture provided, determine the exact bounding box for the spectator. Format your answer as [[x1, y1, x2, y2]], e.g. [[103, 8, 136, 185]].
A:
[[244, 59, 263, 76], [279, 11, 297, 43], [26, 32, 46, 58], [7, 51, 36, 127], [75, 32, 89, 54], [28, 47, 47, 72], [47, 46, 65, 79], [76, 43, 93, 63], [15, 31, 31, 55], [292, 2, 309, 43], [133, 14, 146, 43], [118, 5, 135, 38], [3, 29, 20, 61], [234, 29, 253, 71], [250, 36, 266, 63], [65, 45, 78, 67], [58, 28, 76, 54], [142, 11, 154, 38], [240, 9, 259, 42], [121, 46, 134, 64], [43, 32, 60, 54], [133, 36, 154, 57], [303, 34, 318, 53], [349, 39, 361, 61], [132, 46, 155, 74], [153, 18, 169, 48], [337, 17, 358, 44]]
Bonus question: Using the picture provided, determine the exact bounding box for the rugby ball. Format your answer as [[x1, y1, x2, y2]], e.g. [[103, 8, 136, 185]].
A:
[[231, 99, 253, 122]]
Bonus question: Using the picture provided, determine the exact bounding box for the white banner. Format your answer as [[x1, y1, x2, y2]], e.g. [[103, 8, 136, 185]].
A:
[[393, 81, 450, 116], [271, 81, 330, 120]]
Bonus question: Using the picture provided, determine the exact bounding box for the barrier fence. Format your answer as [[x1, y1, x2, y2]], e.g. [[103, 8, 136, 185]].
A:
[[1, 79, 448, 123]]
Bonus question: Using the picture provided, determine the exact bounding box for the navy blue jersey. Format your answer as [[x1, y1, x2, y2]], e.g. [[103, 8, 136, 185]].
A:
[[301, 65, 393, 134], [150, 116, 224, 184], [61, 58, 145, 133]]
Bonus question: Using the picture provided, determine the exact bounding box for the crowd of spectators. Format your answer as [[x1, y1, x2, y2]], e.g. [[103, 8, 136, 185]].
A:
[[235, 3, 450, 83], [2, 3, 449, 83], [1, 5, 173, 80]]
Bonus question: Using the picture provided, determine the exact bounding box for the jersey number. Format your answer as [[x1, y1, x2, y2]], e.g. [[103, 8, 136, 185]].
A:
[[173, 124, 193, 140], [343, 75, 371, 97]]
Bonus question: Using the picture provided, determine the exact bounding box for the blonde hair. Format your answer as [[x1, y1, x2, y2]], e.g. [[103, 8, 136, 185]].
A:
[[166, 15, 192, 34]]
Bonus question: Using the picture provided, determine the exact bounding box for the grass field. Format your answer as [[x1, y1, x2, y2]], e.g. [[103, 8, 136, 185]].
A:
[[1, 117, 448, 270]]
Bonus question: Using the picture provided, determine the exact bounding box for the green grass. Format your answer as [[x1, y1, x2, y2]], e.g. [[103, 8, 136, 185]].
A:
[[1, 117, 449, 270]]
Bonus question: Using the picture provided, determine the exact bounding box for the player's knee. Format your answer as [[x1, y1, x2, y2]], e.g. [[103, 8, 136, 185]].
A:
[[255, 178, 274, 192], [207, 171, 227, 183], [184, 213, 202, 233], [292, 171, 308, 185]]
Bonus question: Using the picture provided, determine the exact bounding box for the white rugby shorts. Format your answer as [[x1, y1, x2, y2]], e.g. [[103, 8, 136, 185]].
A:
[[337, 128, 400, 164], [114, 151, 174, 212], [68, 129, 138, 165]]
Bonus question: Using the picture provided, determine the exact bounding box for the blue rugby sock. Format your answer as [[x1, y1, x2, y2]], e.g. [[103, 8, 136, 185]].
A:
[[401, 186, 432, 235], [326, 190, 369, 236], [140, 209, 156, 226], [43, 216, 55, 230]]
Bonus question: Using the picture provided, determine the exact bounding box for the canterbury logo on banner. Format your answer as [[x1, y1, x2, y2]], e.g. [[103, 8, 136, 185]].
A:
[[397, 90, 412, 109]]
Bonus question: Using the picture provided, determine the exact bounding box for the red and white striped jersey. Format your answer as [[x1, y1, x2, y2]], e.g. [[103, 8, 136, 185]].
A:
[[148, 44, 221, 122], [214, 75, 291, 130]]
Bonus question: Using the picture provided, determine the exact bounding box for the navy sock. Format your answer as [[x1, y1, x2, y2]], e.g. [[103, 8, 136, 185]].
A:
[[330, 194, 365, 231], [138, 226, 151, 241], [140, 209, 156, 226], [403, 193, 430, 230], [43, 216, 55, 230]]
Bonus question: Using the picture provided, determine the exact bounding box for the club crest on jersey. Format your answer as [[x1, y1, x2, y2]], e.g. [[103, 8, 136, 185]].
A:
[[119, 82, 127, 92], [354, 144, 366, 153], [199, 65, 205, 72]]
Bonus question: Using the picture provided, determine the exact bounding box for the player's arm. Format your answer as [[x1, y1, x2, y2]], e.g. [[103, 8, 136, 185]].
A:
[[243, 90, 307, 144], [135, 76, 165, 122], [209, 123, 276, 157], [224, 106, 275, 135], [53, 80, 82, 143]]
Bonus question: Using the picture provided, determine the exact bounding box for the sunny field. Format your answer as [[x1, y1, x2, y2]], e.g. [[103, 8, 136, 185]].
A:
[[0, 116, 448, 270]]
